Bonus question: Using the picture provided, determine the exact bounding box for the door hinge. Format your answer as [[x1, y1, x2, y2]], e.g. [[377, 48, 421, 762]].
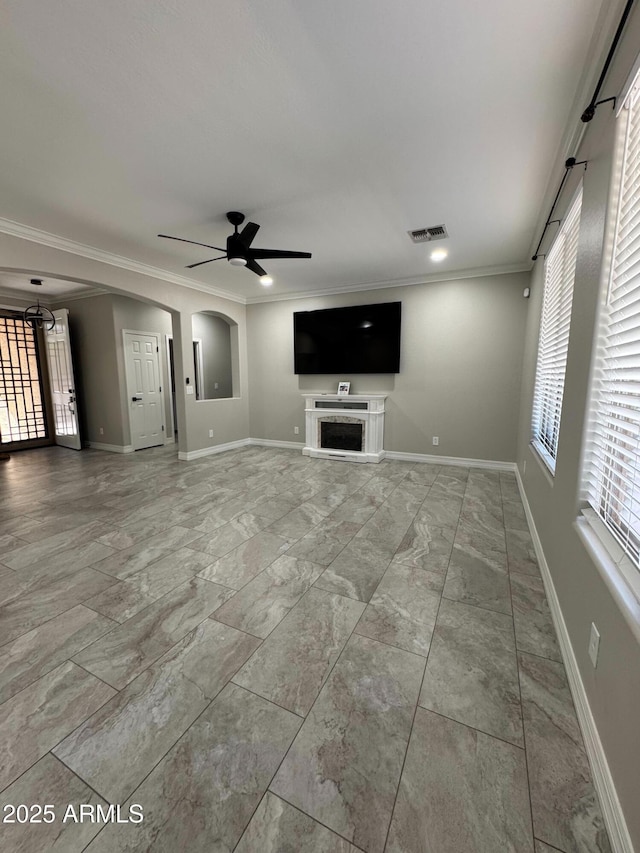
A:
[[162, 425, 165, 431], [156, 346, 159, 352], [159, 386, 162, 392]]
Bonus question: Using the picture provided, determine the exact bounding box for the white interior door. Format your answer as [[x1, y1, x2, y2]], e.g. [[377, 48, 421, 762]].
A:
[[124, 331, 164, 451], [44, 308, 81, 450]]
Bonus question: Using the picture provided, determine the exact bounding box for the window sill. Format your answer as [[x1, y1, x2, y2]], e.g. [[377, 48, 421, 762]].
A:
[[574, 509, 640, 644], [529, 441, 556, 487]]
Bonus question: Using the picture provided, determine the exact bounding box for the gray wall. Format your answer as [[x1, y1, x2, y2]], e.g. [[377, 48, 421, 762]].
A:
[[248, 273, 529, 462], [516, 5, 640, 845], [67, 294, 122, 446], [192, 312, 233, 399]]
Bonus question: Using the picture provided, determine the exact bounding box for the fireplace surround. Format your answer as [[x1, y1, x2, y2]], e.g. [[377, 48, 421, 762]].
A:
[[302, 394, 386, 463]]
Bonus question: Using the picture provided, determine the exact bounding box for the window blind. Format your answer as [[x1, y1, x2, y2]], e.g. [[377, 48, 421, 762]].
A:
[[585, 80, 640, 569], [531, 189, 583, 471]]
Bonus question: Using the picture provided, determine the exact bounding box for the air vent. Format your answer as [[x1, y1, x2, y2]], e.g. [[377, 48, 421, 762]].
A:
[[408, 224, 448, 243]]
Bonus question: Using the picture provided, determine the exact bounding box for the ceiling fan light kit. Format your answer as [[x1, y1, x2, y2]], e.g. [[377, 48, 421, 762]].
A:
[[159, 211, 311, 284]]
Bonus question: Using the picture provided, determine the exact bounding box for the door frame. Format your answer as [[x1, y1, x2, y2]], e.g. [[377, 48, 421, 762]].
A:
[[122, 329, 167, 451], [165, 334, 176, 440]]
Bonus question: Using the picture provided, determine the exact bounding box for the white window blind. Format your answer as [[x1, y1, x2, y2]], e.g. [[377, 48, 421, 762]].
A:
[[531, 188, 583, 471], [585, 80, 640, 569]]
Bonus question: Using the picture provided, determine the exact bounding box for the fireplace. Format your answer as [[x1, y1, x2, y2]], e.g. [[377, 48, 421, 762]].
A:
[[302, 394, 387, 463], [321, 421, 363, 452]]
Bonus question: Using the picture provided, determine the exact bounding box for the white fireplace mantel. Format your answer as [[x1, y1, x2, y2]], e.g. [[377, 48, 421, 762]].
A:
[[302, 393, 387, 463]]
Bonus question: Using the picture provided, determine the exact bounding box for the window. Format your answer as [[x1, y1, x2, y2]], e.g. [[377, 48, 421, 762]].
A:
[[531, 188, 583, 472], [584, 78, 640, 570]]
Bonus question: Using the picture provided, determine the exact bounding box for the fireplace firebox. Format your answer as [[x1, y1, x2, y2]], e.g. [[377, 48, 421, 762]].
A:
[[321, 421, 363, 452]]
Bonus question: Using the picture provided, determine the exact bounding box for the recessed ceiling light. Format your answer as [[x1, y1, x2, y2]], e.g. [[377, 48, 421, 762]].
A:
[[259, 275, 273, 286], [430, 249, 448, 262]]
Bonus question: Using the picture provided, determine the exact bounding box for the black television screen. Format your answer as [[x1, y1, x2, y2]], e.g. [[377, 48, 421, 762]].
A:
[[293, 302, 401, 374]]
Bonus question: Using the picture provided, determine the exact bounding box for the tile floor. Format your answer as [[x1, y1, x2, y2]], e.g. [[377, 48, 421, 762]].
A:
[[0, 445, 611, 852]]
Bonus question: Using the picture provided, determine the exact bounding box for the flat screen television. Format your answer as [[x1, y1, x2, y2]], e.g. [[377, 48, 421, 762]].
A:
[[293, 301, 401, 374]]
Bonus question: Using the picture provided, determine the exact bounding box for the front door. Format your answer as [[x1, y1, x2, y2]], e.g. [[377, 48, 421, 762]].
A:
[[44, 308, 81, 450], [124, 331, 164, 451]]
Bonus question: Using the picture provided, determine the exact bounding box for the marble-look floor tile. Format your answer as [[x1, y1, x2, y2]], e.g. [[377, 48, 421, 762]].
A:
[[443, 543, 512, 614], [287, 519, 361, 566], [194, 511, 272, 558], [386, 708, 533, 853], [16, 540, 117, 581], [247, 493, 300, 520], [303, 484, 352, 517], [55, 620, 260, 803], [355, 562, 442, 657], [0, 754, 107, 852], [394, 516, 455, 573], [0, 604, 115, 705], [198, 531, 291, 589], [83, 546, 215, 622], [181, 494, 255, 532], [429, 471, 468, 499], [519, 653, 611, 853], [535, 841, 565, 853], [233, 588, 364, 716], [271, 634, 425, 853], [84, 684, 300, 853], [0, 661, 115, 791], [213, 554, 323, 638], [236, 792, 358, 853], [90, 525, 205, 579], [0, 567, 117, 646], [417, 494, 462, 530], [1, 520, 113, 570], [455, 516, 506, 554], [506, 527, 540, 576], [500, 472, 522, 503], [267, 504, 327, 541], [511, 573, 561, 661], [503, 499, 529, 531], [355, 502, 416, 551], [315, 538, 394, 602], [403, 465, 440, 486], [73, 577, 233, 688], [326, 491, 383, 525], [419, 598, 523, 746], [94, 509, 195, 550]]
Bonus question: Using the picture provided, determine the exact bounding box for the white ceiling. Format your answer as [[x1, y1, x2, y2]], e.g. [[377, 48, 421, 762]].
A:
[[0, 0, 610, 301], [0, 273, 95, 301]]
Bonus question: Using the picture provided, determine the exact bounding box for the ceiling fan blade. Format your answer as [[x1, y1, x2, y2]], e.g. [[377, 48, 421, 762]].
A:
[[158, 234, 225, 252], [245, 258, 268, 277], [185, 256, 227, 269], [249, 249, 312, 260], [240, 221, 260, 246]]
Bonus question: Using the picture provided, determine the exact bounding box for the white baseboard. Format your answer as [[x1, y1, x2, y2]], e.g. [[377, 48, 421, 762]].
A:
[[178, 438, 252, 461], [515, 469, 633, 853], [385, 449, 517, 471], [86, 441, 134, 454]]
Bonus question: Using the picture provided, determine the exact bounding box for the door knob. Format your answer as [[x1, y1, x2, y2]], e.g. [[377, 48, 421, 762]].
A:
[[132, 396, 142, 402]]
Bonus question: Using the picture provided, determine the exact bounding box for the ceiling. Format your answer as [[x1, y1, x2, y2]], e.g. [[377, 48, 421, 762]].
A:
[[0, 0, 611, 302]]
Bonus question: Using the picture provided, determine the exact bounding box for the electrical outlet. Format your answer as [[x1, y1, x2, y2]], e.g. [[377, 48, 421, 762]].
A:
[[214, 382, 219, 390], [208, 429, 214, 438], [99, 427, 104, 435], [294, 426, 300, 435], [432, 436, 439, 446], [186, 386, 194, 395], [588, 622, 600, 668]]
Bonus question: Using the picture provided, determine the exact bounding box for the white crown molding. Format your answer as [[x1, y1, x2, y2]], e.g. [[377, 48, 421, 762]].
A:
[[246, 262, 532, 304], [0, 217, 246, 305], [0, 216, 532, 307]]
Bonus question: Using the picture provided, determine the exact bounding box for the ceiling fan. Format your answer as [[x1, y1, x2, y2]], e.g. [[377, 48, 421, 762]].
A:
[[159, 211, 312, 279]]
